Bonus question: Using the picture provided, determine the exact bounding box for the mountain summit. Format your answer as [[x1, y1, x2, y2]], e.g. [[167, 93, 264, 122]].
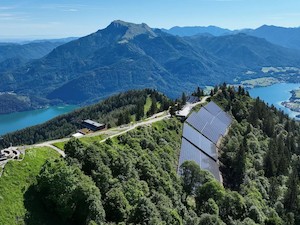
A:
[[1, 20, 300, 106], [106, 20, 157, 41]]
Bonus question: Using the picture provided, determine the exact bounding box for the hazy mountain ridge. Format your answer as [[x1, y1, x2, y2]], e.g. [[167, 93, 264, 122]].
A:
[[185, 33, 300, 68], [0, 41, 67, 63], [165, 24, 300, 50], [162, 25, 231, 36], [244, 25, 300, 50], [1, 20, 300, 109]]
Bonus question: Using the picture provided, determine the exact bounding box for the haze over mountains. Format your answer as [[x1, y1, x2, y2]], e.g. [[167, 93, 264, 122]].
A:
[[164, 25, 300, 50], [1, 20, 300, 113], [0, 38, 77, 63]]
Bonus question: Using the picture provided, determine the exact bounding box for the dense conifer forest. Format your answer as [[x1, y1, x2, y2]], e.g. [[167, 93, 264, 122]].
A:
[[215, 85, 300, 224]]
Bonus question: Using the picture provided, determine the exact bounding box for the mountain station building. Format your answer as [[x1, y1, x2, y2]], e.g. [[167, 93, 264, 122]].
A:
[[82, 119, 106, 132]]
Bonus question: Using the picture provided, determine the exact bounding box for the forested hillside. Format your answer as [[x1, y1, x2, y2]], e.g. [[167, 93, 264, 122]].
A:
[[213, 84, 300, 224], [0, 89, 171, 148], [1, 86, 299, 224]]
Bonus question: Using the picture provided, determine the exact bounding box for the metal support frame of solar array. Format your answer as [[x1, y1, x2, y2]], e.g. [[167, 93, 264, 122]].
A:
[[178, 101, 232, 182]]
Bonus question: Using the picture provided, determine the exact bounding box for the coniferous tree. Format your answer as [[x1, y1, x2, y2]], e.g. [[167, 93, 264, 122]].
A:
[[263, 114, 275, 137], [276, 135, 289, 176], [197, 87, 201, 97], [169, 105, 176, 117], [238, 86, 242, 95], [284, 164, 300, 213], [124, 111, 131, 124], [264, 139, 277, 177], [135, 101, 144, 121], [182, 92, 187, 105], [214, 85, 218, 93], [233, 137, 247, 190], [148, 95, 158, 116]]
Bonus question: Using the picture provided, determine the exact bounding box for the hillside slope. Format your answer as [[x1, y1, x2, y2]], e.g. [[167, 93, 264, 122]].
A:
[[2, 86, 300, 224], [0, 89, 171, 148]]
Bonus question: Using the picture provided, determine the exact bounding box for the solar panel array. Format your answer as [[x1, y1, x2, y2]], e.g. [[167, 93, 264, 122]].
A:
[[179, 139, 221, 181], [178, 101, 232, 181], [204, 102, 232, 127], [182, 123, 218, 160]]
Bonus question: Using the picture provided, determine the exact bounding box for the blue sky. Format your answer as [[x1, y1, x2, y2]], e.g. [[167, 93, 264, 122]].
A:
[[0, 0, 300, 39]]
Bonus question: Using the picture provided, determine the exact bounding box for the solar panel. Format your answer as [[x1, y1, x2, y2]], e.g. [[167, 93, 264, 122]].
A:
[[216, 111, 232, 127], [196, 108, 215, 123], [202, 124, 222, 144], [204, 102, 232, 127], [178, 138, 203, 169], [182, 123, 218, 160], [204, 101, 222, 116], [209, 116, 227, 136], [179, 101, 232, 182], [186, 112, 207, 132], [178, 139, 221, 181], [199, 151, 222, 182]]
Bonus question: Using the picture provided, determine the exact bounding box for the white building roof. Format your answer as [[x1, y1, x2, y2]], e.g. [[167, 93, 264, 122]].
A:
[[72, 133, 84, 138], [83, 119, 104, 127]]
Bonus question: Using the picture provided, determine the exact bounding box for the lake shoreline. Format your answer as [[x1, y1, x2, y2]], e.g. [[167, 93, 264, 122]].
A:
[[242, 80, 300, 116], [0, 105, 78, 136], [248, 82, 300, 120]]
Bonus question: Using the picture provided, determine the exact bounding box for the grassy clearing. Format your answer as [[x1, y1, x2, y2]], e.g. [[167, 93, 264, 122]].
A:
[[79, 134, 107, 144], [157, 102, 161, 109], [241, 77, 279, 87], [144, 95, 152, 114], [191, 102, 206, 113], [293, 89, 300, 99], [144, 95, 161, 116], [52, 141, 66, 150], [0, 147, 60, 225], [131, 114, 136, 122]]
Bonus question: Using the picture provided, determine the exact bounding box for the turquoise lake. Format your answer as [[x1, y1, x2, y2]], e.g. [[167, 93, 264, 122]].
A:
[[248, 83, 300, 119], [0, 105, 78, 136], [0, 82, 300, 136]]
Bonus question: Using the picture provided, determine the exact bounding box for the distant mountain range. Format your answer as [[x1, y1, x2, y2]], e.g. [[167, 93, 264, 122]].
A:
[[163, 25, 300, 50], [161, 26, 231, 37], [0, 41, 64, 63], [1, 20, 300, 113], [244, 25, 300, 50]]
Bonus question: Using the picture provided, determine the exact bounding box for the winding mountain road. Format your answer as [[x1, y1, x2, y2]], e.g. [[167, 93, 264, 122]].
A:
[[18, 96, 209, 157]]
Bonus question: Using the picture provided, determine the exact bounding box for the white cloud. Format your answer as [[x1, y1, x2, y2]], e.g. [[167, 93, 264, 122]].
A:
[[40, 4, 85, 10], [0, 12, 29, 21], [0, 13, 15, 20], [62, 8, 79, 12], [0, 6, 14, 10]]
